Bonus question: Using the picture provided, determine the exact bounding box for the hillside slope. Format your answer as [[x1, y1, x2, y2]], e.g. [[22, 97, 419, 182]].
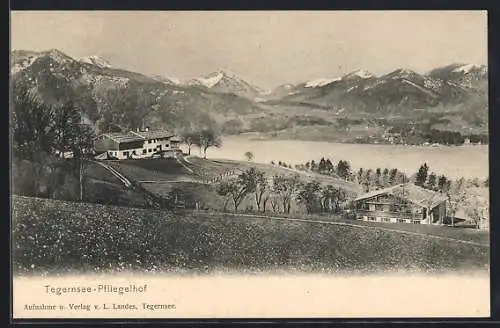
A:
[[11, 49, 488, 138], [12, 196, 489, 275], [270, 66, 487, 117], [11, 49, 265, 134]]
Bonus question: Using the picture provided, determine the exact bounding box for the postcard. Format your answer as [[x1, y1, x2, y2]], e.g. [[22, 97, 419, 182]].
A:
[[10, 10, 490, 319]]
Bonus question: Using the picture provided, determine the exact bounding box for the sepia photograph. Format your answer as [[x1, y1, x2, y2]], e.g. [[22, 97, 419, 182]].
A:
[[10, 10, 490, 319]]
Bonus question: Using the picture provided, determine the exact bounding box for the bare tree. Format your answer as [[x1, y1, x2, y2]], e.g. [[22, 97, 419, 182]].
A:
[[70, 124, 95, 201], [195, 128, 222, 159], [446, 177, 467, 227], [253, 171, 268, 212], [181, 131, 198, 156], [272, 174, 300, 214]]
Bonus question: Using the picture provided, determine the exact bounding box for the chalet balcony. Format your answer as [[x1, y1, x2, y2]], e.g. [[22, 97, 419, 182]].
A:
[[355, 209, 423, 221]]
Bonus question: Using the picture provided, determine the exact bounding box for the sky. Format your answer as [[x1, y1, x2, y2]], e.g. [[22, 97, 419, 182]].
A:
[[11, 11, 487, 89]]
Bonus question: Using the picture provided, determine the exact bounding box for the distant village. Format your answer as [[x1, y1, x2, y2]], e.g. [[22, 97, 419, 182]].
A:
[[355, 129, 487, 146]]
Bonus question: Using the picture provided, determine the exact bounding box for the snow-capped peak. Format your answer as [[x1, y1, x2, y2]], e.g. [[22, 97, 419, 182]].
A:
[[194, 71, 225, 88], [79, 55, 113, 68], [343, 69, 374, 79], [305, 77, 341, 88], [396, 68, 416, 75], [150, 74, 181, 85], [167, 77, 181, 85], [452, 64, 482, 73]]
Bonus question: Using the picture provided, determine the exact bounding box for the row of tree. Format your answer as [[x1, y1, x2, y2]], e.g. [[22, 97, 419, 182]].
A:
[[215, 168, 349, 215], [292, 158, 352, 180], [355, 167, 409, 192], [414, 163, 454, 192]]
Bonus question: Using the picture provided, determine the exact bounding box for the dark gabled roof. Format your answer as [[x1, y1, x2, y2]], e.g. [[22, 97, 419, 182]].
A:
[[129, 130, 175, 140], [98, 130, 175, 144], [354, 183, 447, 209]]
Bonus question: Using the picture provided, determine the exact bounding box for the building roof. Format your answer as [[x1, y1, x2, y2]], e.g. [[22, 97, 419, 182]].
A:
[[354, 183, 447, 209], [99, 130, 175, 144], [130, 130, 175, 140]]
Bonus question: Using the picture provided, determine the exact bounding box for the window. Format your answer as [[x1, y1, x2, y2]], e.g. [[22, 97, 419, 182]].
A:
[[142, 149, 147, 154], [382, 218, 391, 223], [375, 204, 384, 211], [148, 149, 152, 153], [368, 217, 376, 221], [397, 218, 405, 223], [123, 151, 129, 157]]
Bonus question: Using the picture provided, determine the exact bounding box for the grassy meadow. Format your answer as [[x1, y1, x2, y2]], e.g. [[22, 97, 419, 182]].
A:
[[12, 196, 489, 276]]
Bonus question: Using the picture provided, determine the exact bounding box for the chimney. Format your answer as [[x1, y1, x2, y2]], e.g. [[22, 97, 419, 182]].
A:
[[136, 128, 139, 132]]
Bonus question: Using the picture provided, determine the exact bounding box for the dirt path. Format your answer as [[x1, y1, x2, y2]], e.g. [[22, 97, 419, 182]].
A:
[[91, 160, 131, 187]]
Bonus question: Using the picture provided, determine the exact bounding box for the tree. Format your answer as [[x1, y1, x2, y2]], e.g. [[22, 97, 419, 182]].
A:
[[272, 174, 300, 214], [446, 177, 467, 227], [415, 163, 429, 187], [320, 185, 346, 213], [310, 160, 317, 171], [375, 168, 382, 187], [195, 128, 222, 159], [336, 160, 351, 180], [216, 180, 235, 212], [70, 123, 95, 201], [437, 175, 449, 193], [305, 161, 310, 170], [53, 101, 82, 159], [389, 168, 398, 185], [364, 169, 373, 192], [218, 168, 261, 213], [382, 168, 389, 187], [181, 131, 198, 156], [12, 84, 56, 162], [325, 159, 334, 173], [252, 170, 268, 212], [427, 172, 437, 191], [244, 151, 254, 161], [297, 181, 321, 214], [357, 168, 364, 184], [319, 158, 326, 172]]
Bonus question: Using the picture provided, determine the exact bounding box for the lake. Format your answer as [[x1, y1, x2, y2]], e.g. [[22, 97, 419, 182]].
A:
[[197, 135, 489, 180]]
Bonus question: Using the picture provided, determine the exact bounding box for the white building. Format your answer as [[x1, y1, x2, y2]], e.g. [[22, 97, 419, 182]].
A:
[[94, 128, 181, 160]]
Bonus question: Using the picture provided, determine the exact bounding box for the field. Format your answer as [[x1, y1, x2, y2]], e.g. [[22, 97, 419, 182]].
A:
[[103, 156, 361, 213], [12, 196, 489, 276]]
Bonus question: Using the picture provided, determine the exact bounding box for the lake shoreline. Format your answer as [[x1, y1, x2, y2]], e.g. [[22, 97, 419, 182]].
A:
[[202, 135, 488, 180], [225, 132, 487, 148]]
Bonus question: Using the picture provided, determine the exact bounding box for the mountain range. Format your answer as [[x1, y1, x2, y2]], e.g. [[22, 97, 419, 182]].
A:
[[10, 49, 488, 137]]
